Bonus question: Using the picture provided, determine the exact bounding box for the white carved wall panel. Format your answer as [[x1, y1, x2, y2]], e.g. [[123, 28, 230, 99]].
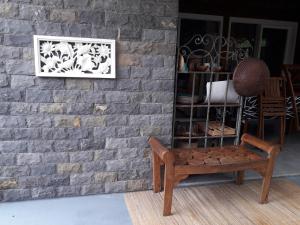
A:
[[34, 35, 116, 79]]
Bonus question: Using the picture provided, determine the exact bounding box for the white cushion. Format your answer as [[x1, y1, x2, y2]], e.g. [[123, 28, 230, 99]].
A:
[[204, 80, 240, 103]]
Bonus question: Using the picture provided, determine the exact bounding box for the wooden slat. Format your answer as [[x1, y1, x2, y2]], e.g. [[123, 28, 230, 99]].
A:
[[174, 160, 267, 175], [197, 121, 236, 136], [173, 145, 265, 167], [258, 77, 286, 144], [125, 179, 300, 225]]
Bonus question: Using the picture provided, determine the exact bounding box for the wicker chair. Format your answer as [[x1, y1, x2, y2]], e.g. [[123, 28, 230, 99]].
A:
[[258, 77, 286, 145]]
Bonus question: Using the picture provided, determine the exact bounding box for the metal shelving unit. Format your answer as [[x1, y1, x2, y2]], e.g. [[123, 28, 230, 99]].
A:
[[173, 71, 243, 148], [172, 14, 247, 148]]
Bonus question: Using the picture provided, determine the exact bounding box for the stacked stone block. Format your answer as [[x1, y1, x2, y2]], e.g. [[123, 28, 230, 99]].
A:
[[0, 0, 178, 201]]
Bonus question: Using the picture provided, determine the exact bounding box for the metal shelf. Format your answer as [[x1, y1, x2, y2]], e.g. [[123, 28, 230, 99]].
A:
[[172, 31, 244, 148], [177, 71, 232, 75], [176, 103, 240, 108], [173, 135, 237, 140], [175, 118, 205, 122]]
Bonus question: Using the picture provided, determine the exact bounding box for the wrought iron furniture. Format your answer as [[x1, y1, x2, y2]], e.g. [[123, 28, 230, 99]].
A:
[[258, 77, 286, 145], [149, 134, 279, 216], [173, 34, 246, 149]]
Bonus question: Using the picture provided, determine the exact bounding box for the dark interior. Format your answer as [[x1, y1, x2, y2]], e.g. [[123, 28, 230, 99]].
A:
[[179, 0, 300, 64]]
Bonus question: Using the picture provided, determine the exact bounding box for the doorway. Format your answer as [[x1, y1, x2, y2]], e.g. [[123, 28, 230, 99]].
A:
[[228, 17, 298, 74]]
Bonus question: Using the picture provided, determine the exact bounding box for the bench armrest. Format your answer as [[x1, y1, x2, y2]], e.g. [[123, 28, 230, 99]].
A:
[[241, 133, 280, 156], [148, 137, 175, 163]]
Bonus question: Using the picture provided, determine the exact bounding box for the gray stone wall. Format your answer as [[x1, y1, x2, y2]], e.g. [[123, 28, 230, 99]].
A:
[[0, 0, 178, 201]]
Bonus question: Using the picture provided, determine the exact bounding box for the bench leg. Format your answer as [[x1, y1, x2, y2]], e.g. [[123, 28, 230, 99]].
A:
[[260, 154, 277, 203], [260, 173, 272, 203], [163, 163, 174, 216], [152, 152, 161, 193], [236, 171, 244, 185]]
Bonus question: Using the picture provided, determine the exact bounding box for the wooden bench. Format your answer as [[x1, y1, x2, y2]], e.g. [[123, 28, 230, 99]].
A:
[[149, 133, 280, 216]]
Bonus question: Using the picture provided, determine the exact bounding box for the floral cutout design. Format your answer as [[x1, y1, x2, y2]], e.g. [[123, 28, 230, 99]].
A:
[[34, 36, 115, 78], [39, 41, 112, 76]]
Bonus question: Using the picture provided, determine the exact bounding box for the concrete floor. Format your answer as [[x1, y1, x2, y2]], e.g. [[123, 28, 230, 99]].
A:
[[286, 175, 300, 186], [1, 176, 300, 225], [1, 132, 300, 225], [0, 193, 132, 225]]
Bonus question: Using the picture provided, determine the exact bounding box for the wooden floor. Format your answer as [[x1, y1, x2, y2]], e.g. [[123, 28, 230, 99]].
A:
[[125, 179, 300, 225]]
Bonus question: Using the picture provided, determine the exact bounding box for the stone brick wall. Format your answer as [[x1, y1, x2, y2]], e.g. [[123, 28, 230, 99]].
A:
[[0, 0, 178, 201]]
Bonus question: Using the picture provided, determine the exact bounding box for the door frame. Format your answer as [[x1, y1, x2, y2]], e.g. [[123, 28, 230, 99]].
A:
[[228, 17, 298, 64]]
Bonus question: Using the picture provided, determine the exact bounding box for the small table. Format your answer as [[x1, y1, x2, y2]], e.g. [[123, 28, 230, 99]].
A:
[[149, 134, 279, 216]]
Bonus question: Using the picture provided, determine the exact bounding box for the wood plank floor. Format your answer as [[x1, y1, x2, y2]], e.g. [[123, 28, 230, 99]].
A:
[[125, 179, 300, 225]]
